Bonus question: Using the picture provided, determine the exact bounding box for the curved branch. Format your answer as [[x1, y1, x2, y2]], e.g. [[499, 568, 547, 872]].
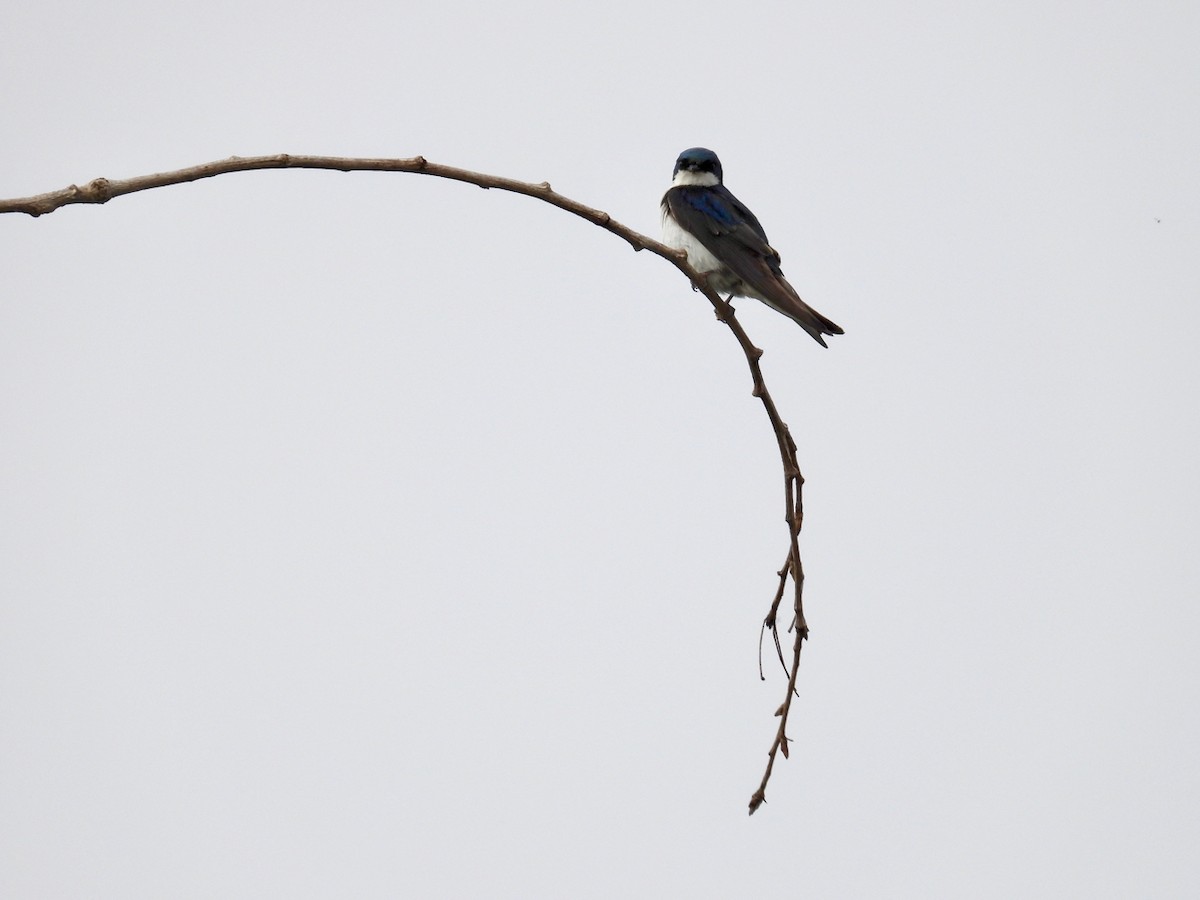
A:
[[1, 154, 814, 813], [1, 151, 673, 246]]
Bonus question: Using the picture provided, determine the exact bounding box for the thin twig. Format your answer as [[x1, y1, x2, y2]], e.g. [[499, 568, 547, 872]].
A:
[[1, 154, 817, 813]]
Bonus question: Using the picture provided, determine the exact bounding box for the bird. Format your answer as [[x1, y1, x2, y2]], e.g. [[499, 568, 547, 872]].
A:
[[661, 147, 844, 347]]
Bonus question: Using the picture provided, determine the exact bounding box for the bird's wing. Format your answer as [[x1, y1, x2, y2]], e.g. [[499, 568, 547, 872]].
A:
[[665, 185, 779, 263], [665, 185, 844, 346], [665, 185, 802, 305]]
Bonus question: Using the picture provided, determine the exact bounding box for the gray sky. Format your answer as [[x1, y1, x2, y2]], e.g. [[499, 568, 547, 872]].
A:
[[3, 0, 1199, 896]]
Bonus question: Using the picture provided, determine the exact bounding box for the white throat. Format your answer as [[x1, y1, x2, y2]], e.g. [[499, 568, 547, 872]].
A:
[[671, 169, 720, 188]]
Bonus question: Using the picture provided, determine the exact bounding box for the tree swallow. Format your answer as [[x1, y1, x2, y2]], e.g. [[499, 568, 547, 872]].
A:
[[661, 147, 844, 347]]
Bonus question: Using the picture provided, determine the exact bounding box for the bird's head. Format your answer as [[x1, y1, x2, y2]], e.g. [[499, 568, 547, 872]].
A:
[[672, 147, 723, 187]]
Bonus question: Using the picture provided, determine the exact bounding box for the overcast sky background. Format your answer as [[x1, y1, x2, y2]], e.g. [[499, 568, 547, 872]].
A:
[[3, 1, 1199, 897]]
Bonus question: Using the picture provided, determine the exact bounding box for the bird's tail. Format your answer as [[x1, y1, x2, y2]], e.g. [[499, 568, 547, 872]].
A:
[[767, 289, 844, 348]]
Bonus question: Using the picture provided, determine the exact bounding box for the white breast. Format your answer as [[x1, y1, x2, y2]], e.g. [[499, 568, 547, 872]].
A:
[[661, 209, 725, 274], [671, 170, 720, 188]]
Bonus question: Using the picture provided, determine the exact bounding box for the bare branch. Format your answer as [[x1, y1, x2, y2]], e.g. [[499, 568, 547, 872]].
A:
[[2, 154, 818, 814], [1, 152, 671, 246]]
